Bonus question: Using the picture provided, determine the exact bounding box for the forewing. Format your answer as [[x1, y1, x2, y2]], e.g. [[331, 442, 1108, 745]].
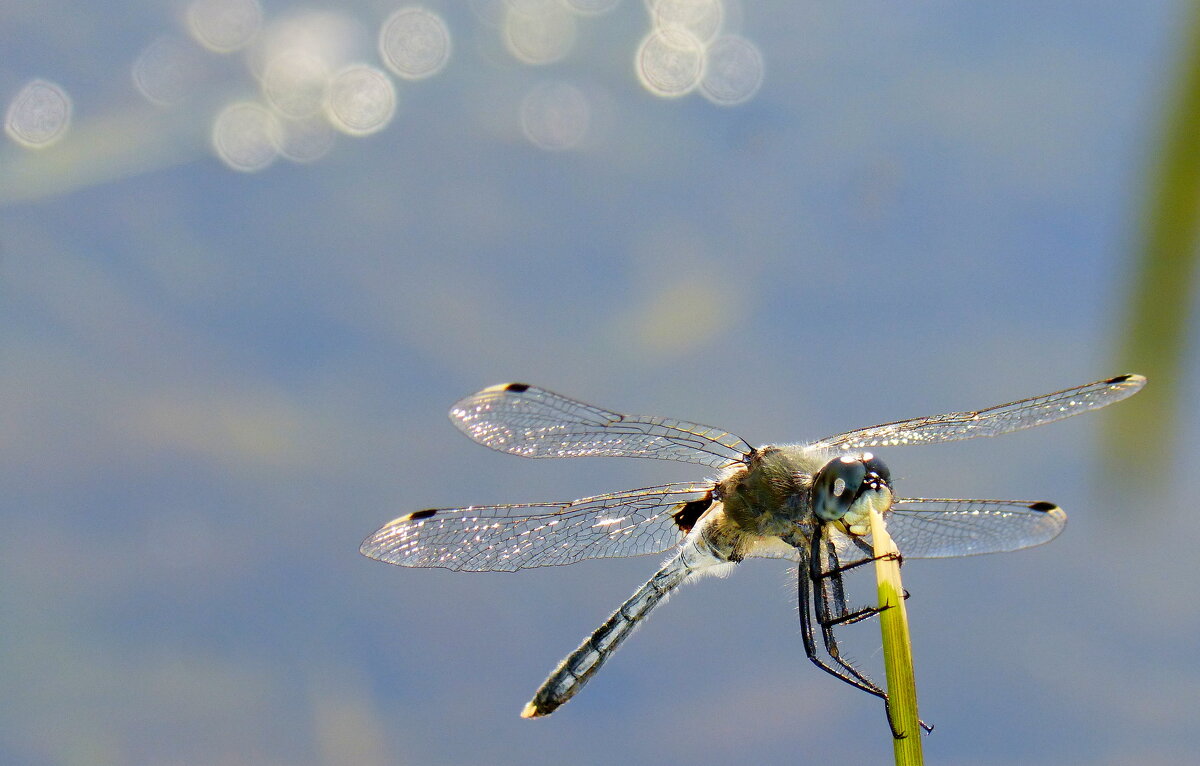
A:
[[880, 498, 1067, 558], [814, 374, 1145, 450], [449, 383, 754, 469], [360, 483, 714, 572]]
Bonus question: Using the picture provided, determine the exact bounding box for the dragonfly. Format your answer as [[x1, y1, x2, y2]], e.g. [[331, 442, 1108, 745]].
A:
[[361, 374, 1144, 725]]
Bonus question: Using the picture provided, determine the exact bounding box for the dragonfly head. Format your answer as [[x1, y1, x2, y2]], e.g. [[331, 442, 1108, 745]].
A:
[[812, 452, 893, 534]]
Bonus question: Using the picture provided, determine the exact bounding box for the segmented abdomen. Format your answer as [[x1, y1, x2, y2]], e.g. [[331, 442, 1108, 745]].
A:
[[522, 557, 695, 717]]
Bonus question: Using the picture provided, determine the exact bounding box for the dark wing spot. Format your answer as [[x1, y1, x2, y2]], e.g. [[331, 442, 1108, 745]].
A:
[[1028, 502, 1058, 513], [1105, 374, 1131, 384], [408, 509, 438, 520], [504, 383, 531, 392], [672, 491, 713, 534]]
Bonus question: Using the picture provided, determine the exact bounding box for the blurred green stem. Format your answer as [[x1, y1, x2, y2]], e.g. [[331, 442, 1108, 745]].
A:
[[1111, 0, 1200, 478]]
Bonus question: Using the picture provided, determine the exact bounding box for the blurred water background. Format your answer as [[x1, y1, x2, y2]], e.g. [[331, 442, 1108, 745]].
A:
[[2, 1, 1198, 764]]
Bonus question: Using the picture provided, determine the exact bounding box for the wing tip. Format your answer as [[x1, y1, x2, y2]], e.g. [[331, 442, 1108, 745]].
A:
[[1029, 501, 1068, 534], [1106, 373, 1146, 390], [477, 382, 532, 394], [359, 510, 435, 560], [450, 383, 536, 425], [358, 536, 380, 558], [359, 528, 392, 559]]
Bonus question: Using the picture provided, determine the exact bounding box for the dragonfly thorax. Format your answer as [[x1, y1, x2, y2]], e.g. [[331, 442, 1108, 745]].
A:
[[716, 446, 894, 539], [716, 445, 826, 537]]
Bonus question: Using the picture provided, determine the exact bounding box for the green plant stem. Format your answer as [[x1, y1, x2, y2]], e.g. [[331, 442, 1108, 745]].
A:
[[1111, 0, 1200, 483], [870, 507, 923, 766]]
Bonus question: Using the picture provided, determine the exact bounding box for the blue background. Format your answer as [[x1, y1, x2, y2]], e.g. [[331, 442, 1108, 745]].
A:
[[2, 2, 1197, 764]]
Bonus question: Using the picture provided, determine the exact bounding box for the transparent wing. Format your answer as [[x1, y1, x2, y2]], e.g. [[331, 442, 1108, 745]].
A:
[[879, 498, 1068, 558], [813, 374, 1145, 451], [449, 383, 754, 469], [360, 483, 714, 572]]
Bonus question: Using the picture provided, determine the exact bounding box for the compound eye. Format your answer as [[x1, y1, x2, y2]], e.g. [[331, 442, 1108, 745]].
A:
[[862, 453, 891, 485], [813, 456, 867, 521]]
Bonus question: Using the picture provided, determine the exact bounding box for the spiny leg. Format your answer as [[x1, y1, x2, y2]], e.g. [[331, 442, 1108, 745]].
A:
[[812, 532, 933, 736], [809, 532, 887, 694], [796, 553, 888, 701], [823, 551, 903, 577], [808, 533, 931, 738], [815, 547, 901, 626], [816, 550, 912, 612], [817, 547, 892, 626], [798, 560, 932, 740], [824, 603, 890, 628], [834, 533, 910, 579]]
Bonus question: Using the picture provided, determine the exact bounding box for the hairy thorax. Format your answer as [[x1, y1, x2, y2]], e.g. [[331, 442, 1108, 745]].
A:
[[704, 444, 833, 560]]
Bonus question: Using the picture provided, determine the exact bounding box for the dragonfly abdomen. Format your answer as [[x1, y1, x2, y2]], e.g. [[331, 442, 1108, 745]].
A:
[[521, 546, 713, 718]]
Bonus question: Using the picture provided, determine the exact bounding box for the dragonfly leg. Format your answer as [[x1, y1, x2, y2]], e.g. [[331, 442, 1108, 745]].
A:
[[815, 536, 907, 619], [809, 534, 888, 695], [824, 603, 891, 627], [795, 557, 888, 702], [885, 702, 935, 738], [840, 531, 906, 569], [816, 554, 906, 627], [817, 535, 934, 736], [821, 550, 902, 577]]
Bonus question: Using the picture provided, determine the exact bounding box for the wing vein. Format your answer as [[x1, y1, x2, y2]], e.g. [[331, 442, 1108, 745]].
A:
[[360, 483, 714, 571]]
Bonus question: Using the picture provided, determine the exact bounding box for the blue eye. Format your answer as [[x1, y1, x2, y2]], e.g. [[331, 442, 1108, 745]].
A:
[[812, 457, 867, 521]]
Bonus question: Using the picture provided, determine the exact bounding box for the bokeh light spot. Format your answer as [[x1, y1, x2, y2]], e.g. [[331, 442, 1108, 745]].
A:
[[261, 50, 330, 119], [504, 0, 578, 66], [699, 34, 763, 106], [325, 65, 396, 136], [187, 0, 263, 53], [250, 11, 364, 82], [636, 27, 705, 98], [651, 0, 724, 44], [278, 116, 336, 163], [5, 79, 72, 148], [211, 101, 280, 171], [520, 81, 590, 151], [132, 36, 209, 106], [564, 0, 622, 15], [379, 7, 452, 81]]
